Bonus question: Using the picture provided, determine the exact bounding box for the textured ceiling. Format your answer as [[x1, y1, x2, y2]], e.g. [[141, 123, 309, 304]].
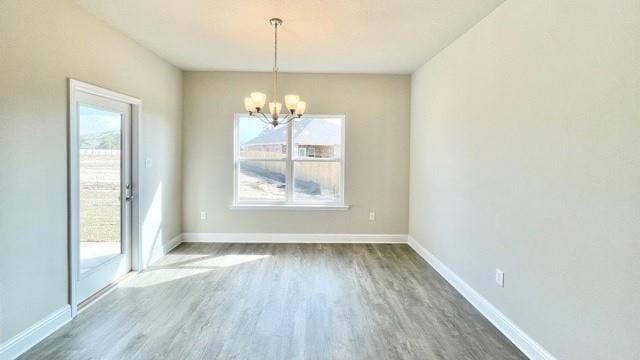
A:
[[77, 0, 505, 74]]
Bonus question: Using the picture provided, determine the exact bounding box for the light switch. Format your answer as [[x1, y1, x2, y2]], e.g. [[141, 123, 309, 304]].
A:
[[495, 269, 504, 287]]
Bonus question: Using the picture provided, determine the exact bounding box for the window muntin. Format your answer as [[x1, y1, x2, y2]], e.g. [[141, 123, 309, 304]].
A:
[[235, 114, 345, 206]]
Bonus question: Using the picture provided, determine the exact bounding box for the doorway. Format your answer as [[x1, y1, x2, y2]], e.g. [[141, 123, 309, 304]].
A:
[[68, 79, 142, 316]]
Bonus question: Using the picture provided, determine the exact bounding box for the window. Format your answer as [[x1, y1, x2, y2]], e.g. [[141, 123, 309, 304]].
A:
[[234, 114, 345, 208]]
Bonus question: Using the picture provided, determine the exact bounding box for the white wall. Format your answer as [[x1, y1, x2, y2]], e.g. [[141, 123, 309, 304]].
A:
[[0, 0, 183, 342], [410, 0, 640, 359], [182, 71, 410, 234]]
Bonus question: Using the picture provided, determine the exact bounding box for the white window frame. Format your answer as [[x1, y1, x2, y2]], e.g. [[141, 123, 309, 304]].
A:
[[232, 113, 348, 210]]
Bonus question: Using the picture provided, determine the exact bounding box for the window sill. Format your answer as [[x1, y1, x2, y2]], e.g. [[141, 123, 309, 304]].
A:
[[229, 204, 351, 211]]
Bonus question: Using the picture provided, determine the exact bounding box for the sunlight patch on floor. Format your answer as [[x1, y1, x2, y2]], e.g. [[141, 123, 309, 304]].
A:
[[121, 254, 271, 288], [205, 254, 271, 267], [120, 268, 212, 288]]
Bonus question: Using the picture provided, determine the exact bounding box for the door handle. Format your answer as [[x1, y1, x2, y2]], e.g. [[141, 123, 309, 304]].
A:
[[125, 183, 135, 202]]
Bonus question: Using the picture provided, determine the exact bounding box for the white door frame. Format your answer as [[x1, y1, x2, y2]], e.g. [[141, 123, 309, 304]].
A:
[[68, 79, 143, 317]]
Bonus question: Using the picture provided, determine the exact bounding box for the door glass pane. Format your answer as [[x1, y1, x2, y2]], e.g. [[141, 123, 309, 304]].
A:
[[238, 117, 287, 159], [238, 160, 286, 201], [293, 161, 341, 202], [293, 117, 342, 159], [79, 105, 122, 275]]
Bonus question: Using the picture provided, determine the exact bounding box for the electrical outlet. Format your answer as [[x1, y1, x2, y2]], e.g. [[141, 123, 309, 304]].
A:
[[145, 158, 153, 168], [495, 269, 504, 287], [200, 211, 207, 220], [369, 211, 376, 221]]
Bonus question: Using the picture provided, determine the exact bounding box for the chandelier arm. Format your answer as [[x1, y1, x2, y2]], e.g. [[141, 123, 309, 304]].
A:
[[250, 111, 272, 125], [260, 112, 272, 124]]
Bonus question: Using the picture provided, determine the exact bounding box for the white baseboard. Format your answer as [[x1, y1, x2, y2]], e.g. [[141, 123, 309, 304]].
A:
[[182, 233, 408, 244], [407, 236, 555, 360], [0, 305, 71, 360], [147, 233, 184, 266]]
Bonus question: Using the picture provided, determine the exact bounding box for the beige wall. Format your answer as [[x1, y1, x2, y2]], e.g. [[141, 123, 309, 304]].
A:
[[410, 0, 640, 359], [0, 0, 183, 342], [183, 72, 409, 234]]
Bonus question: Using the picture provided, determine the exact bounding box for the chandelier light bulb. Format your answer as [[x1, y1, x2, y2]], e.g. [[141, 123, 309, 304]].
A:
[[295, 101, 307, 116], [269, 102, 282, 118], [284, 94, 300, 111], [244, 97, 255, 112], [250, 92, 267, 109]]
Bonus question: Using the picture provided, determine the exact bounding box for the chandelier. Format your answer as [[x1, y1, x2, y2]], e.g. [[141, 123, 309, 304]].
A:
[[243, 18, 307, 127]]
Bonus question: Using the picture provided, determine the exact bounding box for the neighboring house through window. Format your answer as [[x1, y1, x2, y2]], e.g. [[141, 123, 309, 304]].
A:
[[234, 114, 345, 207]]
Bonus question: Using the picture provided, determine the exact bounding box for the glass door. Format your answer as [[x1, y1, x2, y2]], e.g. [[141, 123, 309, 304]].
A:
[[73, 91, 132, 304]]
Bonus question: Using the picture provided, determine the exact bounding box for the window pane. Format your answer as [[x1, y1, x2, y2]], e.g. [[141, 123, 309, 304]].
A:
[[239, 160, 286, 201], [78, 105, 122, 274], [293, 117, 342, 158], [239, 117, 287, 159], [294, 161, 341, 202]]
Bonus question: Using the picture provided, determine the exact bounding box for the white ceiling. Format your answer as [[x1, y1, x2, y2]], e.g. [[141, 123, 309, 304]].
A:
[[77, 0, 505, 74]]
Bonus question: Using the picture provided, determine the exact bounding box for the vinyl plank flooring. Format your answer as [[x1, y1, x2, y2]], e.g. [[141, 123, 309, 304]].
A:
[[20, 243, 526, 360]]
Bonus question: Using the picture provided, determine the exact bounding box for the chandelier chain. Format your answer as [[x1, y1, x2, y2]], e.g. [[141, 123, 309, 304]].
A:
[[273, 20, 278, 101]]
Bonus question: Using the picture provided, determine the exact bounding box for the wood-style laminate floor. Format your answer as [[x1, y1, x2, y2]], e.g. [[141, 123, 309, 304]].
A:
[[21, 243, 526, 360]]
